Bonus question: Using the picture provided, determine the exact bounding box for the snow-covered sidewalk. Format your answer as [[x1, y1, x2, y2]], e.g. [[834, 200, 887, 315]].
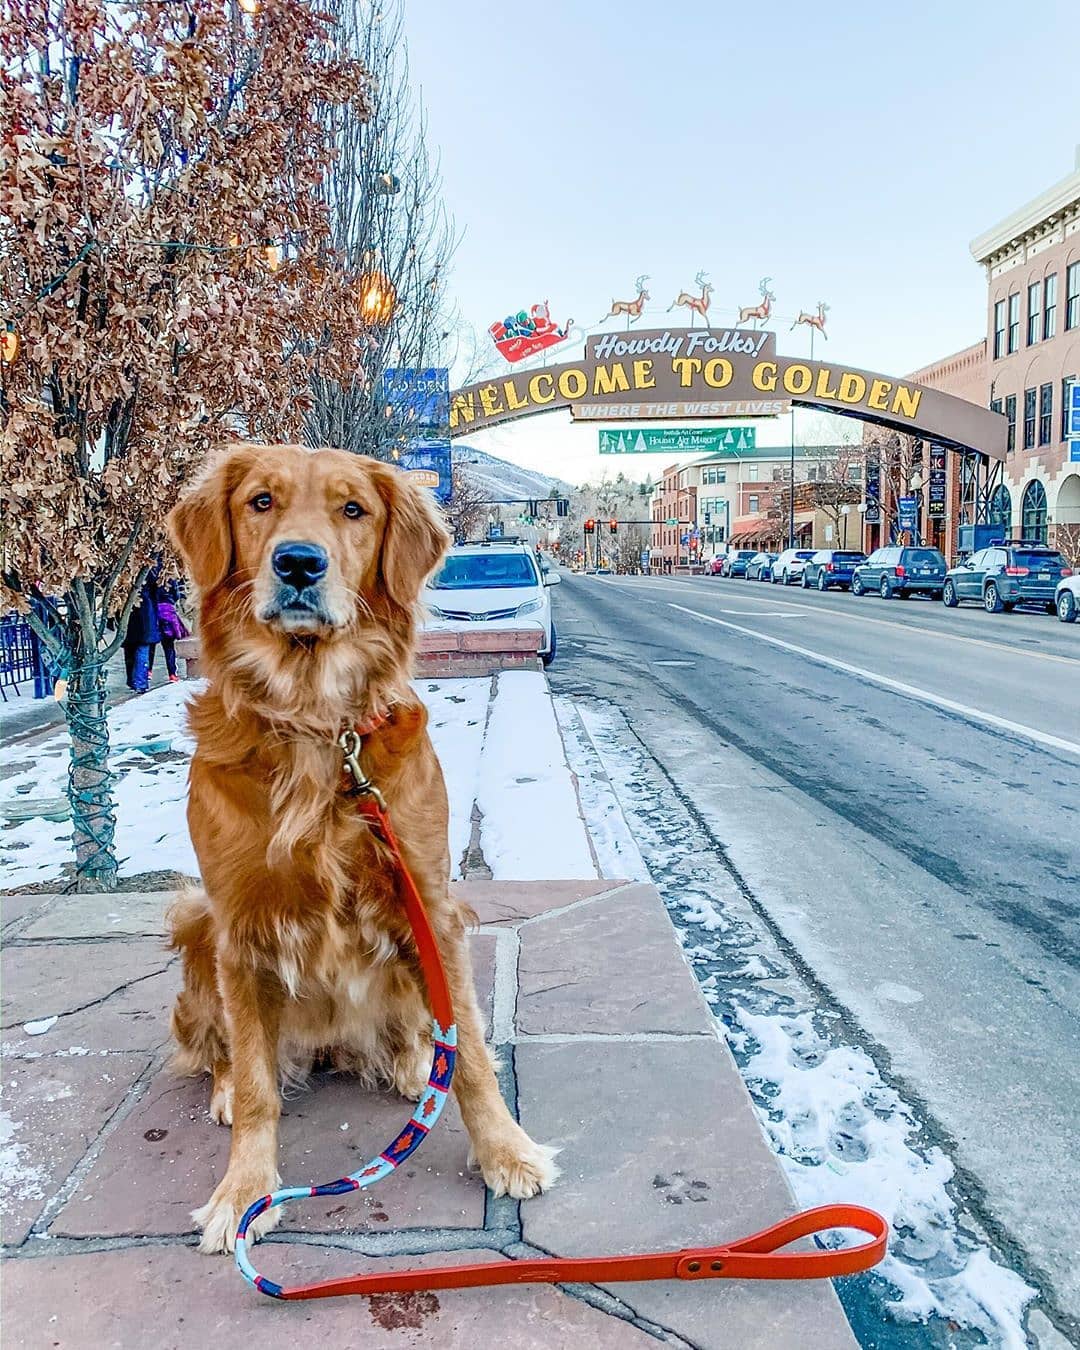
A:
[[0, 672, 597, 892]]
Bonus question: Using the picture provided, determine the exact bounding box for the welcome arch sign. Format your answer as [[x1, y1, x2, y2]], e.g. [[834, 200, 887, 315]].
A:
[[448, 327, 1006, 461]]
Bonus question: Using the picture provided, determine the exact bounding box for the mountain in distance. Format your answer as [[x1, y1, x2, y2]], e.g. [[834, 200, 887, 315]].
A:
[[453, 444, 573, 503]]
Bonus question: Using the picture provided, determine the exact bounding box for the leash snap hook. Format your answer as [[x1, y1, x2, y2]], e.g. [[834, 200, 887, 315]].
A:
[[337, 728, 386, 808]]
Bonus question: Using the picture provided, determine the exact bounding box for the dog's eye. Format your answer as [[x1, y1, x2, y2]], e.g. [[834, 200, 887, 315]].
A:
[[250, 493, 273, 513], [343, 501, 364, 520]]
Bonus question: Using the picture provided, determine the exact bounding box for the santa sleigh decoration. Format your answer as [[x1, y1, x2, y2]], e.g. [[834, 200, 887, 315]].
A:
[[489, 301, 573, 364]]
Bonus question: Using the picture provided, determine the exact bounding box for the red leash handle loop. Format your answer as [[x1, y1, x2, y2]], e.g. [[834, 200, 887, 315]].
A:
[[674, 1204, 888, 1281]]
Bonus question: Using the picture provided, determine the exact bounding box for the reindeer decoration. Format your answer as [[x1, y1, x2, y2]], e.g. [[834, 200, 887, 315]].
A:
[[607, 275, 650, 327], [668, 271, 713, 326], [738, 277, 775, 328], [792, 300, 829, 340]]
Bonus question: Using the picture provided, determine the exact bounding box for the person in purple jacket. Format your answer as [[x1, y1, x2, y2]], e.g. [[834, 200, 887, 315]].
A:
[[155, 580, 190, 683]]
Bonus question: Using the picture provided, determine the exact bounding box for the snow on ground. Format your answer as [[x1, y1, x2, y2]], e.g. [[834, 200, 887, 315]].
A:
[[475, 672, 596, 880], [557, 695, 1038, 1350], [1, 672, 596, 891]]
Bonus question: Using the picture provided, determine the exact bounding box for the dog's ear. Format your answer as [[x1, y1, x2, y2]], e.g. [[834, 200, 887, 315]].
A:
[[167, 444, 256, 591], [374, 464, 451, 609]]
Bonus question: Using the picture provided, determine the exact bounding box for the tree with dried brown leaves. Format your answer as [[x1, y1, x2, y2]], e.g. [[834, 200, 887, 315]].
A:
[[304, 0, 458, 460], [1, 0, 373, 890]]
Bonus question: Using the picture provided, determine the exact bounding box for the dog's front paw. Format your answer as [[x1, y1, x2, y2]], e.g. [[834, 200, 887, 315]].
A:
[[471, 1124, 560, 1199], [192, 1170, 280, 1254]]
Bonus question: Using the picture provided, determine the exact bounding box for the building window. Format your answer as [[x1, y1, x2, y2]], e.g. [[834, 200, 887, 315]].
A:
[[993, 299, 1007, 358], [1043, 273, 1057, 340], [1021, 479, 1048, 543], [1027, 281, 1042, 345], [748, 494, 759, 513], [1023, 387, 1036, 449], [847, 464, 862, 482], [1067, 263, 1080, 331], [1005, 394, 1016, 453], [748, 464, 758, 481], [1039, 383, 1053, 445], [991, 397, 1002, 415], [989, 485, 1011, 533], [1007, 292, 1020, 353], [1064, 376, 1078, 441]]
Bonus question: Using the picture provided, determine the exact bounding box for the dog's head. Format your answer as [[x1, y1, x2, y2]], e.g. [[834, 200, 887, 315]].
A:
[[168, 442, 449, 651]]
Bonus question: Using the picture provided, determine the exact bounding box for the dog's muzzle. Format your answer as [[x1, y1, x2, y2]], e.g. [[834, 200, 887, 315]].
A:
[[263, 540, 335, 628]]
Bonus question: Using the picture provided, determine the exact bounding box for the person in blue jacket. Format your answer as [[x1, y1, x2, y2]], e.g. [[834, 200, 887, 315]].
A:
[[123, 579, 161, 694]]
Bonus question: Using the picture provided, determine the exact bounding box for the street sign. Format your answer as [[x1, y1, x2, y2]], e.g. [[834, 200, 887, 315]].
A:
[[599, 427, 756, 455], [396, 439, 452, 504], [864, 459, 881, 525], [898, 494, 918, 532], [640, 550, 650, 568], [665, 517, 679, 526], [928, 443, 947, 519], [680, 533, 690, 547]]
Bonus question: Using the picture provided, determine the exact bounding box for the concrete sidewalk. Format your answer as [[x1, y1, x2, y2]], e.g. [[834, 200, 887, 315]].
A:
[[1, 881, 856, 1349]]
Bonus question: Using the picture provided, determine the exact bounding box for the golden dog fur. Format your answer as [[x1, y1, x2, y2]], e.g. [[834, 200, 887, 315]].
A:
[[166, 442, 556, 1254]]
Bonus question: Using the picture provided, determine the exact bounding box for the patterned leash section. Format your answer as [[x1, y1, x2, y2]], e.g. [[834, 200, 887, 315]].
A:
[[234, 1016, 457, 1298]]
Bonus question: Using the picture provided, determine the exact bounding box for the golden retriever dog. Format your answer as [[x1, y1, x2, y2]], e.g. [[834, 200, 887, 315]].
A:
[[166, 442, 557, 1255]]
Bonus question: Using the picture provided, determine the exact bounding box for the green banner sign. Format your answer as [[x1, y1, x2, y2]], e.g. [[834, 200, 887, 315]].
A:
[[598, 426, 756, 455]]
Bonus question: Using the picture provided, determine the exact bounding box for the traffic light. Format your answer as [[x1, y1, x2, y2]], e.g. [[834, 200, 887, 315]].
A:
[[584, 518, 595, 535], [527, 499, 539, 518], [556, 498, 569, 518], [609, 518, 618, 534], [704, 512, 711, 525]]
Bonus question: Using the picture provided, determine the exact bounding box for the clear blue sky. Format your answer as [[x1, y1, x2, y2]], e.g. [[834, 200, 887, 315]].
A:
[[404, 0, 1079, 484]]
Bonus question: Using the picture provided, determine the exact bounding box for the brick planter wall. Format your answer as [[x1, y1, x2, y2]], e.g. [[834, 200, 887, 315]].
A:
[[416, 627, 543, 678], [172, 629, 543, 682]]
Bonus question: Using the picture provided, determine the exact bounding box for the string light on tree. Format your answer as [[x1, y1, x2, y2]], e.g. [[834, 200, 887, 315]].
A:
[[357, 269, 396, 325], [1, 322, 19, 364], [238, 0, 261, 15]]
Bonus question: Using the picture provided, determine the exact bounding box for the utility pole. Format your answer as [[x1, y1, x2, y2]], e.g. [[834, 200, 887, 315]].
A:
[[789, 407, 796, 548]]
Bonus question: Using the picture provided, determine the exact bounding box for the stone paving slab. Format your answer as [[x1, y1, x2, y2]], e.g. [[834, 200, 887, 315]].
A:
[[517, 1039, 857, 1350], [51, 1067, 484, 1239], [453, 878, 621, 926], [1, 1246, 660, 1350], [1, 892, 48, 931], [1, 1053, 149, 1245], [20, 889, 173, 940], [1, 940, 178, 1055], [516, 883, 715, 1036]]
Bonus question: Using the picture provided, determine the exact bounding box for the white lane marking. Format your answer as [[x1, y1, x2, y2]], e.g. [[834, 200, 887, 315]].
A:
[[668, 603, 1080, 758], [596, 576, 1079, 668]]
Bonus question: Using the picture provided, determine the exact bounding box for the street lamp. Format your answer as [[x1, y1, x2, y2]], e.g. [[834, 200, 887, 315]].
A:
[[840, 503, 851, 549]]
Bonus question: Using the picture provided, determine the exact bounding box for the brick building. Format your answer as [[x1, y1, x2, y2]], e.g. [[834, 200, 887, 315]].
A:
[[649, 446, 842, 571], [971, 152, 1080, 554]]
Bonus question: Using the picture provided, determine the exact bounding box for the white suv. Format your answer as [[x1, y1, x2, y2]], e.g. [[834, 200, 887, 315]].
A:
[[423, 543, 560, 665], [771, 548, 817, 585]]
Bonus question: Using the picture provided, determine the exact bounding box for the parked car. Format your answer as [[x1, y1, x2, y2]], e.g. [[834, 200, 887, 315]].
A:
[[1056, 573, 1080, 622], [771, 549, 817, 585], [942, 541, 1073, 614], [424, 541, 560, 666], [802, 549, 867, 592], [708, 555, 726, 575], [851, 546, 947, 599], [746, 551, 778, 581], [722, 549, 759, 578]]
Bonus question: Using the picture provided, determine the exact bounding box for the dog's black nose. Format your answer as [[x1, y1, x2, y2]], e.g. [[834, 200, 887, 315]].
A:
[[271, 541, 329, 587]]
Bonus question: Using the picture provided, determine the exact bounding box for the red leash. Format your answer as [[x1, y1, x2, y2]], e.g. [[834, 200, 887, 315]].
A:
[[276, 1204, 888, 1301], [234, 720, 888, 1300]]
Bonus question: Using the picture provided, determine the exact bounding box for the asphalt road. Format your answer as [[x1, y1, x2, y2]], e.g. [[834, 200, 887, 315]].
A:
[[547, 570, 1080, 1329]]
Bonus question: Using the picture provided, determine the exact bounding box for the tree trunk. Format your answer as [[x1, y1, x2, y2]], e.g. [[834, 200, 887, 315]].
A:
[[65, 658, 118, 893]]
